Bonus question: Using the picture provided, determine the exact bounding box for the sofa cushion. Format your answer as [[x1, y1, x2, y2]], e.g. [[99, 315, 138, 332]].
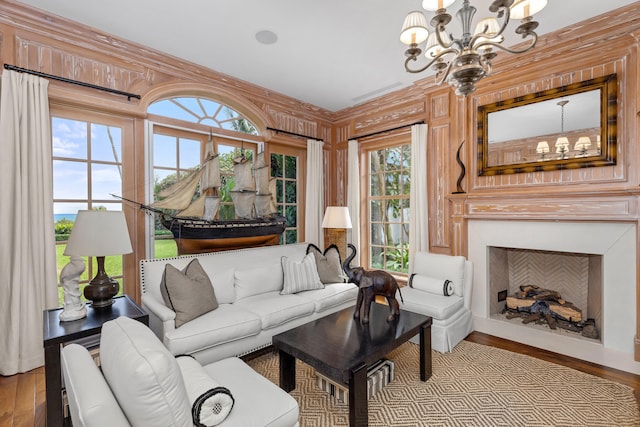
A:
[[203, 357, 299, 427], [234, 262, 283, 300], [164, 304, 262, 356], [100, 316, 192, 427], [296, 282, 358, 313], [306, 243, 344, 284], [160, 258, 219, 328], [412, 252, 466, 297], [400, 286, 465, 320], [281, 253, 324, 294], [234, 292, 315, 329], [176, 355, 234, 426]]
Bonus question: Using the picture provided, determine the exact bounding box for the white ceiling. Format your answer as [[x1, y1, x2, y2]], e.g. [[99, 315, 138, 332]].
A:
[[14, 0, 639, 112]]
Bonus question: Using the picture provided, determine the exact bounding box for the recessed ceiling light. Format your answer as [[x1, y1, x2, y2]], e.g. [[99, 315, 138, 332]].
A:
[[255, 30, 278, 45]]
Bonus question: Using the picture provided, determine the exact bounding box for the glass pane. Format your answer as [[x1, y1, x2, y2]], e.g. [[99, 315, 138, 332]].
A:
[[219, 204, 235, 220], [370, 200, 384, 221], [285, 181, 297, 203], [154, 238, 178, 259], [402, 174, 411, 195], [370, 223, 385, 246], [402, 144, 411, 168], [149, 100, 197, 122], [386, 200, 402, 222], [285, 156, 297, 179], [154, 134, 177, 167], [53, 160, 87, 199], [91, 164, 122, 199], [385, 147, 402, 170], [91, 124, 121, 163], [179, 138, 201, 169], [370, 246, 384, 269], [52, 117, 87, 160], [370, 150, 383, 174], [201, 99, 223, 118], [387, 223, 401, 246], [385, 172, 400, 196], [154, 169, 179, 196], [275, 179, 284, 203], [285, 206, 297, 227], [271, 153, 283, 178], [370, 173, 382, 196], [285, 229, 297, 244]]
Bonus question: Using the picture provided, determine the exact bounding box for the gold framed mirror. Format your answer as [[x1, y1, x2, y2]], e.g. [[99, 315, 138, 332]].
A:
[[477, 74, 617, 176]]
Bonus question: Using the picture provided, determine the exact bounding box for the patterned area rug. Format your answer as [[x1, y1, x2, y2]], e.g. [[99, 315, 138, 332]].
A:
[[247, 341, 640, 426]]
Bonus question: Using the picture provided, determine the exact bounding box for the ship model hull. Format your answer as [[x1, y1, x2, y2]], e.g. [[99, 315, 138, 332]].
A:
[[161, 215, 286, 255]]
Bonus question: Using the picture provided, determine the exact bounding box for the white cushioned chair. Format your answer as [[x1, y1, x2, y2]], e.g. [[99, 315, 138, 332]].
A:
[[61, 316, 299, 427], [401, 252, 473, 353]]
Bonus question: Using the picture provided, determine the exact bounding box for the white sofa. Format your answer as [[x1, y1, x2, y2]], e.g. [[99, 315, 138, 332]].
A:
[[141, 243, 357, 366], [61, 316, 299, 427], [401, 252, 474, 353]]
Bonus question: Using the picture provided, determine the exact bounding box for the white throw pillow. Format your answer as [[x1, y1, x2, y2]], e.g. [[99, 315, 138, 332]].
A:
[[413, 252, 466, 297], [280, 253, 324, 294], [234, 263, 283, 300], [100, 316, 192, 427], [176, 356, 235, 427]]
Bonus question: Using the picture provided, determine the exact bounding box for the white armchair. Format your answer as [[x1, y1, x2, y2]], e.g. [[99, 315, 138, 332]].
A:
[[401, 252, 473, 353]]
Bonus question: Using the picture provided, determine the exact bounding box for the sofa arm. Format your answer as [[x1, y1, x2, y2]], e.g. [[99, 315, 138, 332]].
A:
[[142, 294, 176, 338], [61, 344, 131, 427]]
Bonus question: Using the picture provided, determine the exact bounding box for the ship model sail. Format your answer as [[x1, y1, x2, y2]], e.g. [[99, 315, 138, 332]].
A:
[[148, 140, 285, 254]]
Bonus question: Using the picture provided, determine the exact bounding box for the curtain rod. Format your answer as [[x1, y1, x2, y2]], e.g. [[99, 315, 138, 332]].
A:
[[351, 120, 425, 140], [266, 126, 322, 141], [3, 64, 141, 101]]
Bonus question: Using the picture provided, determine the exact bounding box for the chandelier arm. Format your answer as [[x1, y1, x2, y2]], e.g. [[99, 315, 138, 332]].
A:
[[434, 59, 456, 86], [474, 33, 538, 55], [434, 23, 463, 52], [404, 48, 459, 74]]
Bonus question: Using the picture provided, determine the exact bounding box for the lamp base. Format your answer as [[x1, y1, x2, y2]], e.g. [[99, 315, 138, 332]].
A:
[[84, 277, 118, 308]]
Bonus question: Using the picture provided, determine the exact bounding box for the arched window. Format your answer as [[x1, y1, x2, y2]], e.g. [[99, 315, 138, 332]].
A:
[[148, 97, 258, 134], [146, 95, 300, 258]]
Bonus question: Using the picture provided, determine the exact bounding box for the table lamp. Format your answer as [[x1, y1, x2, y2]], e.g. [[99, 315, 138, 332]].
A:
[[321, 206, 352, 260], [63, 210, 133, 309]]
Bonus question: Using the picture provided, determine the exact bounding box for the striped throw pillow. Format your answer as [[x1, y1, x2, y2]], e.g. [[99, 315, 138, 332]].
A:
[[280, 253, 324, 294]]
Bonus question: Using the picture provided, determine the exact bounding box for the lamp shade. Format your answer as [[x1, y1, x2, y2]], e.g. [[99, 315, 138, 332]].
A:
[[474, 18, 504, 43], [400, 11, 429, 45], [574, 136, 592, 151], [555, 137, 570, 153], [510, 0, 548, 19], [422, 0, 456, 12], [536, 141, 549, 154], [64, 210, 133, 257], [321, 207, 352, 229], [424, 31, 452, 58]]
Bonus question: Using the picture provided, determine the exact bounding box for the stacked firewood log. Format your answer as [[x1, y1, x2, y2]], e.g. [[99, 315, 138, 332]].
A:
[[503, 285, 598, 339]]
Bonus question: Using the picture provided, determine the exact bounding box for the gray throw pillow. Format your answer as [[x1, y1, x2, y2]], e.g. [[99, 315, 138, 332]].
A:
[[306, 244, 344, 284], [160, 258, 218, 328]]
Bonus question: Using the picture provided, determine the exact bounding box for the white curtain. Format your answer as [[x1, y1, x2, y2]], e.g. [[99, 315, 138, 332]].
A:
[[408, 123, 429, 274], [0, 70, 58, 375], [346, 139, 360, 266], [305, 139, 324, 247]]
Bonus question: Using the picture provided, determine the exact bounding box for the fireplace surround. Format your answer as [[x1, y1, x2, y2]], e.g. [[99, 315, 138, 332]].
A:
[[468, 219, 639, 374]]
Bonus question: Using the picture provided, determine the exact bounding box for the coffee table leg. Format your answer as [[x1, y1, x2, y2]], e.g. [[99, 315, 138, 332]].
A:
[[349, 362, 368, 427], [278, 350, 296, 392], [420, 323, 432, 381]]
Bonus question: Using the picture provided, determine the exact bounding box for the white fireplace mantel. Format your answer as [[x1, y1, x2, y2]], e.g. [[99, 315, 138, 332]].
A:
[[467, 219, 640, 374]]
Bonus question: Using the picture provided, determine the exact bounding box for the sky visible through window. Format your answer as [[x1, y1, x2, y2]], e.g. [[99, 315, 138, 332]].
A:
[[53, 98, 258, 217]]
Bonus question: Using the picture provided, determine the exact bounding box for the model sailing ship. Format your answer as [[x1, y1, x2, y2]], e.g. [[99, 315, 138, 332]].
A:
[[125, 139, 286, 255]]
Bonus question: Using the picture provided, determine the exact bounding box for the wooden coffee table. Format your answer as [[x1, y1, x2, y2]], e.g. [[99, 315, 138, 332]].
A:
[[272, 303, 432, 427]]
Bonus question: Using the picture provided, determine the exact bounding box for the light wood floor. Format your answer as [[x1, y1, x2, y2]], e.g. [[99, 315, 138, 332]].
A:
[[1, 332, 638, 427]]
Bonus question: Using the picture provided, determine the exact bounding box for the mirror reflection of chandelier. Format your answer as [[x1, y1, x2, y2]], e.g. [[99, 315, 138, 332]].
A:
[[400, 0, 547, 97], [555, 100, 570, 159]]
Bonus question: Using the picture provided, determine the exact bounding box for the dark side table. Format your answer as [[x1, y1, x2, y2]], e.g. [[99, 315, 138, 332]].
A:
[[43, 294, 148, 427]]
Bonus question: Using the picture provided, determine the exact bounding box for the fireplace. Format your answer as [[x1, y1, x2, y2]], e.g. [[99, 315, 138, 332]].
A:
[[468, 220, 639, 375], [488, 246, 602, 341]]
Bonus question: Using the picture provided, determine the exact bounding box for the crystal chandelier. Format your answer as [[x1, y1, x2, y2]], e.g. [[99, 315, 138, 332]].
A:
[[400, 0, 548, 97]]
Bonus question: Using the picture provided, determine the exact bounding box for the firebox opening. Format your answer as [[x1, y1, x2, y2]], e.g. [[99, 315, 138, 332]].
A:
[[488, 246, 602, 343]]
